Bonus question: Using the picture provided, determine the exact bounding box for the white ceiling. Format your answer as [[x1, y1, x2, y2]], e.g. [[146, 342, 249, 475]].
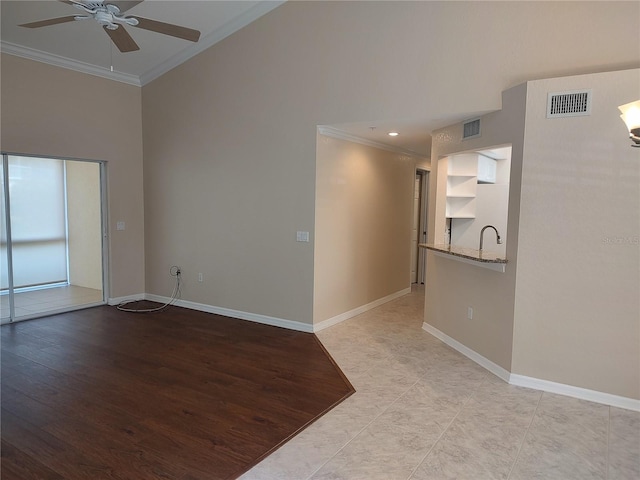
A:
[[1, 0, 284, 85], [1, 0, 488, 157], [326, 115, 488, 159]]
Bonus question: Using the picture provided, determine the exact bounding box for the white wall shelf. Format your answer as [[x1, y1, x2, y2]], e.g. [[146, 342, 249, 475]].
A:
[[446, 154, 479, 218], [445, 196, 476, 218]]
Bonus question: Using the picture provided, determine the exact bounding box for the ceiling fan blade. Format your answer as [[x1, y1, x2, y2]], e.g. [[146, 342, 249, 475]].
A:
[[132, 17, 200, 42], [19, 16, 78, 28], [103, 25, 139, 53]]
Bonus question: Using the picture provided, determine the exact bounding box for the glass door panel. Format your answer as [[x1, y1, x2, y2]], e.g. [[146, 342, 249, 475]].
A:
[[0, 158, 11, 322], [9, 156, 68, 289], [1, 154, 106, 323]]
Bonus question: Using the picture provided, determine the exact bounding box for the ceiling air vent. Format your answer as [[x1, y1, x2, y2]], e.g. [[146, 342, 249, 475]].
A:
[[463, 119, 481, 139], [547, 90, 592, 118]]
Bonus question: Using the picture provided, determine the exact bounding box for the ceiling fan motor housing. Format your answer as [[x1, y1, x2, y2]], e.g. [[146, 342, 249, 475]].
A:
[[75, 1, 138, 29], [95, 10, 117, 28]]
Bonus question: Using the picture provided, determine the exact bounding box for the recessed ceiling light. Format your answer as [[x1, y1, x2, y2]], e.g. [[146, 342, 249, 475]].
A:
[[388, 132, 399, 137]]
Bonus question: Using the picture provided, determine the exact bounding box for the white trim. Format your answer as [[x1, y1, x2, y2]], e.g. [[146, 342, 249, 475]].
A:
[[317, 126, 423, 157], [145, 294, 314, 333], [314, 287, 412, 332], [114, 288, 412, 334], [1, 301, 105, 325], [509, 374, 640, 412], [1, 1, 284, 87], [1, 42, 141, 86], [422, 321, 640, 411], [108, 293, 145, 306], [422, 321, 511, 382]]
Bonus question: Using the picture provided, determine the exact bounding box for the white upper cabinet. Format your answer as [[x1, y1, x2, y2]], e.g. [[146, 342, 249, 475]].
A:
[[477, 155, 497, 184]]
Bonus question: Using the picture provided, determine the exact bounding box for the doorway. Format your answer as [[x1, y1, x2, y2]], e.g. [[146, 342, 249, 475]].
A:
[[411, 170, 429, 284], [1, 154, 107, 323]]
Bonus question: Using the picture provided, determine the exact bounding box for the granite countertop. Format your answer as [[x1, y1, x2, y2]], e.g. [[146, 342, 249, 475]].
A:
[[419, 243, 508, 264]]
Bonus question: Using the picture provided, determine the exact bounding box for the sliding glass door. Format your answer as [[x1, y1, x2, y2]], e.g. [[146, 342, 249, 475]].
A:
[[0, 159, 11, 323], [0, 153, 107, 323]]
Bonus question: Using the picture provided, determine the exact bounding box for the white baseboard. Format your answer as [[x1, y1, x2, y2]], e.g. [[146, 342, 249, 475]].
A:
[[112, 288, 412, 335], [145, 294, 314, 333], [314, 287, 412, 332], [108, 294, 145, 306], [422, 321, 640, 411], [509, 374, 640, 412], [422, 321, 511, 382]]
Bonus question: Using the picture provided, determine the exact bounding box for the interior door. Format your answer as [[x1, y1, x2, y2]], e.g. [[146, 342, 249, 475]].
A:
[[417, 170, 429, 284], [411, 174, 420, 283]]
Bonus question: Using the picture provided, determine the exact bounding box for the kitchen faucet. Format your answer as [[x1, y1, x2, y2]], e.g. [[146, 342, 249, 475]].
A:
[[479, 225, 502, 251]]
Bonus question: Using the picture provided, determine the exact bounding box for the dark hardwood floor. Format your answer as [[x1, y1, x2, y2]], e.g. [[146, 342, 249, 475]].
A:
[[1, 303, 354, 479]]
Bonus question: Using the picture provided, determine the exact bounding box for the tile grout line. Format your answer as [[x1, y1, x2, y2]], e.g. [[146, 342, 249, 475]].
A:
[[506, 390, 544, 480], [404, 371, 489, 480], [304, 376, 420, 480]]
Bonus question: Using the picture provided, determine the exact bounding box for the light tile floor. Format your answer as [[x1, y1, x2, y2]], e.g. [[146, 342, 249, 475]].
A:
[[241, 285, 640, 480], [0, 285, 103, 321]]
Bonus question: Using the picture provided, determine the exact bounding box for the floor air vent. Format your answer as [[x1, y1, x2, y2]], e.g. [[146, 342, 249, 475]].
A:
[[547, 90, 592, 118], [463, 119, 481, 139]]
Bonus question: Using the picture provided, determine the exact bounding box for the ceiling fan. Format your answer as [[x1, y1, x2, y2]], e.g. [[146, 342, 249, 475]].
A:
[[19, 0, 201, 53]]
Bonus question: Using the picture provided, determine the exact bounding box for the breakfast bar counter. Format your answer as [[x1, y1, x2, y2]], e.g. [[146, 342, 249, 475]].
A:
[[419, 244, 507, 272]]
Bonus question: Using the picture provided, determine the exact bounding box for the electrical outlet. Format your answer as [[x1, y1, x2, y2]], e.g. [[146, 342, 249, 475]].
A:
[[467, 307, 473, 320], [198, 273, 203, 282]]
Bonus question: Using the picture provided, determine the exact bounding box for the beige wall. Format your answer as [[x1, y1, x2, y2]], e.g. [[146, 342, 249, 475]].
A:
[[426, 84, 528, 371], [66, 160, 103, 291], [314, 134, 416, 323], [427, 69, 640, 400], [512, 69, 640, 399], [141, 0, 639, 325], [0, 54, 145, 298]]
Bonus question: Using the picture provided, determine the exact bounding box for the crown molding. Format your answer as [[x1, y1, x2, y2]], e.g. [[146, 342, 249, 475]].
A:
[[1, 41, 141, 86], [139, 1, 285, 86], [317, 125, 423, 158], [1, 1, 285, 88]]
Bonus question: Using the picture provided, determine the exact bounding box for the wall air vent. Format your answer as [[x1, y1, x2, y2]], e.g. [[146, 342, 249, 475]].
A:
[[547, 90, 592, 118], [462, 119, 481, 139]]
